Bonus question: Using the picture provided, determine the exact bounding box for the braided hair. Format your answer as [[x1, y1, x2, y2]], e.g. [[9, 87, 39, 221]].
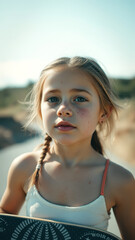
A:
[[91, 130, 103, 154], [30, 134, 52, 187]]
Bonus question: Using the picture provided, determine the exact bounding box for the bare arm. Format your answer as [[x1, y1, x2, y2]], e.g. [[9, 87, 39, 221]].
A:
[[0, 153, 37, 214], [113, 169, 135, 240]]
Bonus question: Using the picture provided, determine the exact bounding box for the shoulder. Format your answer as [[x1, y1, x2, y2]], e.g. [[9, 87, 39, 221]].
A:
[[8, 151, 41, 189], [10, 151, 40, 172], [108, 160, 134, 202], [108, 160, 134, 183]]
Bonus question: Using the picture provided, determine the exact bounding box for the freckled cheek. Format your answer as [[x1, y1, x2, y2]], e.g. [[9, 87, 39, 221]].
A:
[[41, 107, 56, 128], [76, 108, 90, 118], [76, 108, 98, 130]]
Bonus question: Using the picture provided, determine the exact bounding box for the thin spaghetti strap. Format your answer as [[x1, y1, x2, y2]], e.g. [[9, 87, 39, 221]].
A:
[[101, 159, 109, 196]]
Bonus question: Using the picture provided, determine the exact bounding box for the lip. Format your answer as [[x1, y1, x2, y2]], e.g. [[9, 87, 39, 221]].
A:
[[55, 121, 76, 131]]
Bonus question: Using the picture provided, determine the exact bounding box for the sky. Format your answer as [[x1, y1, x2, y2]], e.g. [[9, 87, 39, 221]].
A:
[[0, 0, 135, 88]]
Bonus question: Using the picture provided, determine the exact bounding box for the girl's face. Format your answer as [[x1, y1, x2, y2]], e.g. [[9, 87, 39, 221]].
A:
[[41, 67, 103, 145]]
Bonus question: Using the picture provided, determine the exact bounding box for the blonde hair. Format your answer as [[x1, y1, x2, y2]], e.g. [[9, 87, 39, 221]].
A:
[[27, 56, 118, 186]]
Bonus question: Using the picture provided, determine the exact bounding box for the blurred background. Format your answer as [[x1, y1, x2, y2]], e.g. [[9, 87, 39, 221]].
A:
[[0, 0, 135, 238]]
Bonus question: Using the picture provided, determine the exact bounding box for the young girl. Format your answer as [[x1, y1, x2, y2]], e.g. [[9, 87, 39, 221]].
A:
[[0, 57, 135, 239]]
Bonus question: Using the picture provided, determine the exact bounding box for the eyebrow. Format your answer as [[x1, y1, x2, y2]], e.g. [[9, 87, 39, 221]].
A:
[[70, 88, 92, 95], [45, 88, 92, 96]]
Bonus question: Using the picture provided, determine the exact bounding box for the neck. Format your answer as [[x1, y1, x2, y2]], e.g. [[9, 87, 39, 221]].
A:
[[51, 139, 97, 167]]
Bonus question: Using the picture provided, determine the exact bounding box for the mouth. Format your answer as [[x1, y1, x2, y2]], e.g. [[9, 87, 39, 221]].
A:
[[55, 121, 76, 131]]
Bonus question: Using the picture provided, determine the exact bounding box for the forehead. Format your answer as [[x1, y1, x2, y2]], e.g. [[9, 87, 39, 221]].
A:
[[43, 67, 96, 92]]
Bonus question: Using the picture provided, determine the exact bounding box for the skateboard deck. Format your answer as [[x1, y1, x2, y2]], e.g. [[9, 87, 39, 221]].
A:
[[0, 213, 121, 239]]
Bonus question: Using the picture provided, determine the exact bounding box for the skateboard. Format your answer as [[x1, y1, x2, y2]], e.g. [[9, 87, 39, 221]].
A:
[[0, 213, 121, 239]]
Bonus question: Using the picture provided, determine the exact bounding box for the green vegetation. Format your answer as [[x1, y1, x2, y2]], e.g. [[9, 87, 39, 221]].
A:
[[111, 77, 135, 99], [0, 82, 34, 111]]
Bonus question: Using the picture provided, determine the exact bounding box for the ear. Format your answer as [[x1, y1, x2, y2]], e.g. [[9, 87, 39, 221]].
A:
[[99, 106, 112, 124]]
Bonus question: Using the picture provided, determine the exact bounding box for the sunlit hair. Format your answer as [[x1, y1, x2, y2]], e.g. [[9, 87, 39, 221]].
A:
[[26, 56, 119, 186]]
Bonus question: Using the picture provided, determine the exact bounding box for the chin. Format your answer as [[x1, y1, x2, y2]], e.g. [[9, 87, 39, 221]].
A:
[[54, 136, 78, 146]]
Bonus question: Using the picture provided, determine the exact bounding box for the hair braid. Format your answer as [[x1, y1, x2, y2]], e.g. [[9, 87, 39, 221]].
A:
[[91, 130, 103, 154], [30, 134, 52, 187]]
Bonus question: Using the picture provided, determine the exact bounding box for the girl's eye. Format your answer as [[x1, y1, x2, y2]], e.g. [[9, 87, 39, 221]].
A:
[[74, 96, 88, 102], [47, 96, 60, 103]]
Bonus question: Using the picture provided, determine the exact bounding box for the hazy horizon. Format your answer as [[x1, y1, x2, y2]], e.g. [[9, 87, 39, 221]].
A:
[[0, 0, 135, 88]]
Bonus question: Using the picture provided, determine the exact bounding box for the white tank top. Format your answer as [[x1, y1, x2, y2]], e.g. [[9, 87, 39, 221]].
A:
[[25, 160, 110, 230]]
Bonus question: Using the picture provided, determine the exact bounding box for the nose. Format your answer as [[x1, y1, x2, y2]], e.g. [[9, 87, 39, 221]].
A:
[[57, 104, 72, 117]]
